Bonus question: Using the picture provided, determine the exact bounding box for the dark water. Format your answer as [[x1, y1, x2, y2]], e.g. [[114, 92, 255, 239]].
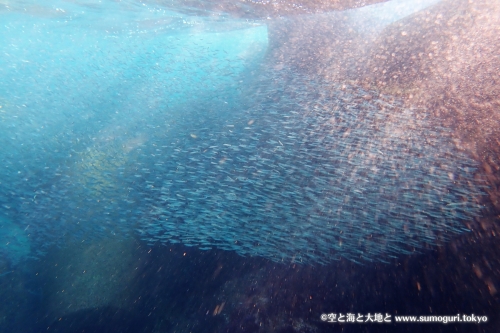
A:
[[1, 0, 499, 332], [2, 238, 499, 333]]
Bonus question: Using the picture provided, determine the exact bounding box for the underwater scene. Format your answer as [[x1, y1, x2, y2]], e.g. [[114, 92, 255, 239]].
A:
[[0, 0, 499, 332]]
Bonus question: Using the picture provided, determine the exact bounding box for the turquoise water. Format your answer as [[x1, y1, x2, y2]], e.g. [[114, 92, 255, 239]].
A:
[[0, 1, 497, 332], [0, 0, 484, 266], [0, 0, 269, 264]]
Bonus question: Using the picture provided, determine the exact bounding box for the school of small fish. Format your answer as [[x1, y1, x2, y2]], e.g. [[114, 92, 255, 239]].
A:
[[0, 4, 486, 265], [134, 69, 485, 264]]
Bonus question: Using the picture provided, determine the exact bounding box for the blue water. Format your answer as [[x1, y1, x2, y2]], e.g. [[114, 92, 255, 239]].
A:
[[0, 1, 497, 333], [0, 0, 484, 266], [0, 0, 269, 264]]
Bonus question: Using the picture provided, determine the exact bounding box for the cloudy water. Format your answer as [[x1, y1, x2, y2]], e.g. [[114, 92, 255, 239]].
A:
[[0, 0, 499, 332]]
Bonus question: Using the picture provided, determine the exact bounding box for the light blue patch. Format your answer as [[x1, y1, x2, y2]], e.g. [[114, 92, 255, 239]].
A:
[[0, 215, 31, 265]]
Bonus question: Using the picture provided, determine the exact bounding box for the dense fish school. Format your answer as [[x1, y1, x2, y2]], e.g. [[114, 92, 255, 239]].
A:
[[136, 69, 484, 264], [0, 8, 485, 265]]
